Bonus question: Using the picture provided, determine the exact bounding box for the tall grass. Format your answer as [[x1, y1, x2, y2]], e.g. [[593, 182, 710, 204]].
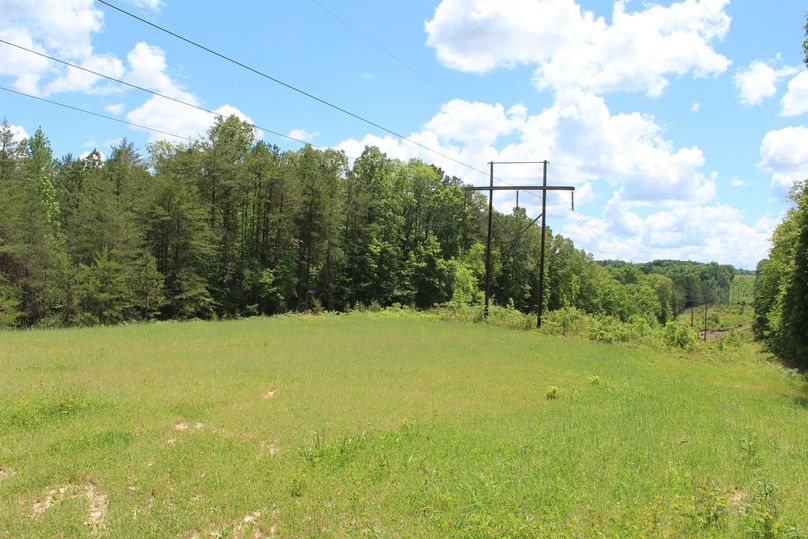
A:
[[1, 313, 806, 537]]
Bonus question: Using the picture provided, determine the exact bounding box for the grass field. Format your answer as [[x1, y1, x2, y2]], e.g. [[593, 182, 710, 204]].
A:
[[1, 314, 807, 537]]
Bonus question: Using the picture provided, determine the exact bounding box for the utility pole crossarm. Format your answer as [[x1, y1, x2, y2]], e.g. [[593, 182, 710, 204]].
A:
[[463, 185, 574, 192]]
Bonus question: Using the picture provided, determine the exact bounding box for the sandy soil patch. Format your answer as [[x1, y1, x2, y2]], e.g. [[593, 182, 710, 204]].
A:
[[84, 482, 108, 536], [261, 441, 280, 456], [31, 481, 108, 536], [263, 388, 276, 399]]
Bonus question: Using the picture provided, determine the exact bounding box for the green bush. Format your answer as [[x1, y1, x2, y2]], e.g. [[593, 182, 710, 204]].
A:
[[540, 307, 591, 336], [589, 316, 631, 343], [662, 322, 699, 351]]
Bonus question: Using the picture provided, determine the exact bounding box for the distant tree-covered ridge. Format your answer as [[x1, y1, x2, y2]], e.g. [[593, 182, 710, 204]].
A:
[[0, 117, 748, 329]]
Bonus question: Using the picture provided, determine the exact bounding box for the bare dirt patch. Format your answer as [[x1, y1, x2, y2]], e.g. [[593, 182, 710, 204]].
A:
[[261, 441, 280, 456], [174, 421, 190, 431], [729, 487, 748, 511], [190, 509, 271, 539], [84, 482, 108, 536], [0, 467, 12, 481], [263, 388, 276, 399], [31, 481, 108, 536]]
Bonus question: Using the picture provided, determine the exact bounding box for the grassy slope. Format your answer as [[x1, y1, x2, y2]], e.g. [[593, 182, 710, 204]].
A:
[[0, 314, 806, 537]]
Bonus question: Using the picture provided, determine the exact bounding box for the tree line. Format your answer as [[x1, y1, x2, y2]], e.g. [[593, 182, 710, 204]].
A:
[[754, 180, 808, 370], [0, 116, 738, 330]]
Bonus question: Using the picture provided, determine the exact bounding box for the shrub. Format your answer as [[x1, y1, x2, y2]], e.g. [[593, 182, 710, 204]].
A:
[[540, 307, 591, 336], [589, 316, 631, 343], [662, 322, 699, 351]]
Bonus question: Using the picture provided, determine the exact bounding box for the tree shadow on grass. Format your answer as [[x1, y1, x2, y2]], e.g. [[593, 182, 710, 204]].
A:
[[794, 396, 808, 409]]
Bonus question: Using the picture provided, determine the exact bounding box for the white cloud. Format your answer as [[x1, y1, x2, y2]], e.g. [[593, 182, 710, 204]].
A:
[[129, 0, 164, 9], [760, 126, 808, 197], [0, 0, 153, 98], [339, 91, 715, 207], [79, 148, 105, 161], [0, 26, 53, 94], [425, 100, 526, 147], [44, 53, 125, 95], [287, 128, 319, 142], [126, 96, 257, 143], [5, 123, 29, 143], [105, 103, 125, 116], [562, 202, 773, 269], [425, 0, 731, 96], [0, 0, 103, 59], [122, 44, 257, 142], [730, 177, 748, 187], [781, 70, 808, 117], [125, 42, 186, 97], [691, 102, 701, 112], [0, 0, 106, 94], [733, 60, 798, 106]]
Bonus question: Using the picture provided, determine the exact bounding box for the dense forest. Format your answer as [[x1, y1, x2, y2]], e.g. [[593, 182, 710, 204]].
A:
[[0, 117, 739, 330], [754, 180, 808, 370]]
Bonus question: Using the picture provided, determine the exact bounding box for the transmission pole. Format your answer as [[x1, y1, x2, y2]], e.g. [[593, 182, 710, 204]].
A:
[[537, 160, 548, 328], [464, 161, 574, 328]]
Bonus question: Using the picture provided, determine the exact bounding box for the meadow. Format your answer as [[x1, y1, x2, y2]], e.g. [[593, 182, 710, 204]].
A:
[[1, 313, 807, 537]]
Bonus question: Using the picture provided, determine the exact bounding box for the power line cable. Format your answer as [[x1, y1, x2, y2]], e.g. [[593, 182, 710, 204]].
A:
[[0, 85, 193, 142], [0, 38, 327, 151], [307, 0, 452, 98], [544, 162, 623, 260], [113, 0, 413, 135], [95, 0, 490, 179]]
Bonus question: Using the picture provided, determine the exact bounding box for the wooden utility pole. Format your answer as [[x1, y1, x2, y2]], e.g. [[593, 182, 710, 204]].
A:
[[464, 161, 574, 327], [537, 160, 548, 328]]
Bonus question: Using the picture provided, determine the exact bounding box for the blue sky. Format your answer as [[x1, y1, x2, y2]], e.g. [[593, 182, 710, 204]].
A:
[[1, 0, 807, 269]]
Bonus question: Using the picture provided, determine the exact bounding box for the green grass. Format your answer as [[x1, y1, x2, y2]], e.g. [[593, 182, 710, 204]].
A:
[[678, 303, 754, 332], [1, 314, 807, 537]]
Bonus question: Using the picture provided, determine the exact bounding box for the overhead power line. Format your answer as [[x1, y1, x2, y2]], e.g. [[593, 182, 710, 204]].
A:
[[96, 0, 489, 178], [307, 0, 452, 98], [0, 85, 192, 142], [0, 38, 324, 150]]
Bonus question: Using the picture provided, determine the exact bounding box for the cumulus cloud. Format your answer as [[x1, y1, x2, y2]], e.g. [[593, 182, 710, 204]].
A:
[[338, 91, 715, 207], [734, 60, 798, 106], [129, 0, 164, 9], [425, 100, 526, 147], [125, 42, 186, 98], [425, 0, 731, 96], [0, 0, 106, 94], [562, 202, 773, 269], [0, 0, 103, 59], [126, 96, 258, 143], [781, 70, 808, 117], [691, 102, 701, 112], [4, 123, 29, 143], [288, 128, 320, 142], [122, 43, 257, 142], [44, 53, 126, 95], [760, 126, 808, 198], [105, 103, 125, 116]]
